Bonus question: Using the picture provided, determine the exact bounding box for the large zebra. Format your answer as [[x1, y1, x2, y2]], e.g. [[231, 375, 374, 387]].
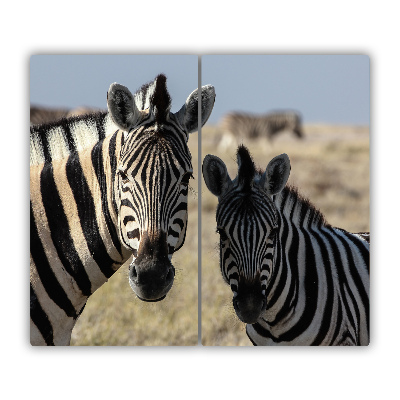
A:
[[202, 145, 369, 346], [30, 74, 216, 345]]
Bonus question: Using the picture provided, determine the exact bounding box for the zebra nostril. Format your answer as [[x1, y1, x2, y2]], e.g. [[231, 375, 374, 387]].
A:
[[131, 265, 138, 279]]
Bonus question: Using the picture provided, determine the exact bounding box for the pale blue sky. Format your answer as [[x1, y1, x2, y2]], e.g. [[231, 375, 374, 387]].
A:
[[30, 55, 199, 113], [30, 54, 369, 125], [202, 55, 369, 125]]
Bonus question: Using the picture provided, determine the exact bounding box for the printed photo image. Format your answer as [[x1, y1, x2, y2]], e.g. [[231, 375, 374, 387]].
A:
[[30, 54, 369, 346]]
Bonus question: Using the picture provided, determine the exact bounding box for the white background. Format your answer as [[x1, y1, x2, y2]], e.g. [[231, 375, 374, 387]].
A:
[[2, 1, 396, 398]]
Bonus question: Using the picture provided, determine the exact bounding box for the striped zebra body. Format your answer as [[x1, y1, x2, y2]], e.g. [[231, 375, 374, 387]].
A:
[[220, 111, 304, 141], [202, 145, 369, 346], [30, 74, 216, 345]]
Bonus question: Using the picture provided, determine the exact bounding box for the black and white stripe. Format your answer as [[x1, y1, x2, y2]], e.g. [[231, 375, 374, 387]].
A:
[[30, 74, 216, 345], [220, 110, 304, 140], [202, 145, 369, 346]]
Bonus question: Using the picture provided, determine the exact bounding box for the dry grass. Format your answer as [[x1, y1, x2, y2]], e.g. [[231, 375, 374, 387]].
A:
[[200, 123, 369, 346]]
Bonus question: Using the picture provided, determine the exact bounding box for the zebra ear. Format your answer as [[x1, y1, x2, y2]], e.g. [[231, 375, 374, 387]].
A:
[[107, 83, 142, 132], [202, 154, 232, 198], [261, 154, 291, 196], [174, 85, 216, 134]]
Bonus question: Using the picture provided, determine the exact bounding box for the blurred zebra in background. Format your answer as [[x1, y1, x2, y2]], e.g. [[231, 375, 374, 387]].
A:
[[30, 74, 216, 345], [30, 105, 103, 125], [218, 111, 304, 150], [202, 145, 369, 346], [30, 106, 69, 125]]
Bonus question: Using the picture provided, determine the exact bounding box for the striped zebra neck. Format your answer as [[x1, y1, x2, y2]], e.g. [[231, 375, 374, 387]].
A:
[[30, 130, 130, 345], [30, 129, 129, 305], [30, 111, 117, 166], [255, 186, 369, 345], [273, 185, 328, 229]]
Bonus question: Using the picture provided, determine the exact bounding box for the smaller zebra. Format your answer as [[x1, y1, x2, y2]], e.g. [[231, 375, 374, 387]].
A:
[[202, 146, 369, 346]]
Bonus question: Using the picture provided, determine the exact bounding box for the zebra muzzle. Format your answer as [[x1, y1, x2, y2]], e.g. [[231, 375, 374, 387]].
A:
[[129, 261, 175, 302], [128, 231, 175, 301], [233, 293, 266, 324]]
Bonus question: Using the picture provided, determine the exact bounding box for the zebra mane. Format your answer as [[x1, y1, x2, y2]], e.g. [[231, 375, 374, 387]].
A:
[[278, 185, 329, 228], [133, 74, 171, 123], [237, 145, 256, 193]]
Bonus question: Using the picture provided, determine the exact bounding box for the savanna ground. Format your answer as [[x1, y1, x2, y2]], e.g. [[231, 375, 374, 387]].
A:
[[201, 123, 369, 346], [71, 123, 369, 346]]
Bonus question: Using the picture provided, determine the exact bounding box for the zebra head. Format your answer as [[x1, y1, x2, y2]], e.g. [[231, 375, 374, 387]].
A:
[[202, 146, 290, 323], [108, 74, 215, 302]]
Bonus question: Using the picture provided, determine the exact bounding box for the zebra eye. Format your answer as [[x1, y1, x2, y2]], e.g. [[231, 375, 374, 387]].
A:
[[216, 227, 228, 241], [118, 169, 130, 184], [181, 172, 194, 186], [269, 227, 278, 239]]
